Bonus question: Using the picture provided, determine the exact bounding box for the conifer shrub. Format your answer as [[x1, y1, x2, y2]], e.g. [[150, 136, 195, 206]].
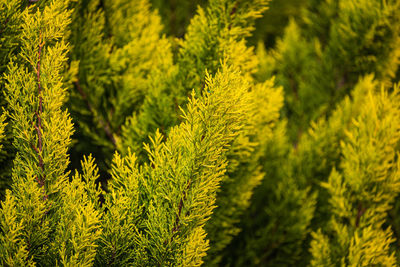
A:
[[228, 0, 400, 266], [0, 0, 399, 266], [257, 0, 400, 140]]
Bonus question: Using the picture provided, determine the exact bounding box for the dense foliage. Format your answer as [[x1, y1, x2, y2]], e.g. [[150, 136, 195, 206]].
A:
[[0, 0, 399, 266]]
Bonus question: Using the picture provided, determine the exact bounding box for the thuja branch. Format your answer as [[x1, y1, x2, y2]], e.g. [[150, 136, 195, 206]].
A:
[[36, 40, 44, 165], [33, 37, 47, 200], [74, 80, 117, 146], [171, 180, 191, 240], [355, 203, 367, 227], [169, 159, 198, 245]]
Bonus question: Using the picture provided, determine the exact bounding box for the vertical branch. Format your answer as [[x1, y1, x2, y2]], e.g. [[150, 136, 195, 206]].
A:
[[171, 180, 191, 240], [355, 203, 366, 227], [33, 35, 47, 200], [159, 179, 191, 266]]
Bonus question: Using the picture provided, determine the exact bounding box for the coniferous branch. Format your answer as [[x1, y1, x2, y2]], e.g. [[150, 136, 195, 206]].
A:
[[0, 0, 26, 200], [204, 78, 284, 266], [68, 0, 115, 157], [68, 0, 173, 173], [310, 80, 400, 266], [97, 64, 255, 266], [117, 2, 283, 265], [257, 0, 400, 142], [119, 0, 269, 162], [0, 0, 24, 75], [141, 65, 254, 265], [55, 157, 102, 266], [0, 0, 73, 261], [231, 77, 381, 266], [231, 0, 400, 264], [33, 37, 45, 190], [0, 1, 102, 265]]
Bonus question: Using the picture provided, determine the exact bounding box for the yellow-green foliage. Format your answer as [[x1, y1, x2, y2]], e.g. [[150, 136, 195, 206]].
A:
[[68, 0, 112, 150], [69, 0, 174, 165], [116, 2, 286, 265], [103, 0, 174, 127], [0, 0, 25, 200], [257, 0, 400, 140], [204, 78, 283, 266], [0, 1, 101, 265], [286, 77, 381, 234], [176, 0, 269, 92], [1, 0, 399, 266], [235, 0, 400, 263], [230, 120, 317, 266], [310, 80, 400, 266], [1, 0, 73, 262], [0, 0, 25, 76], [287, 76, 379, 211], [0, 110, 10, 199], [4, 1, 73, 198], [230, 77, 384, 266], [119, 0, 269, 161], [97, 64, 255, 265], [56, 158, 102, 266]]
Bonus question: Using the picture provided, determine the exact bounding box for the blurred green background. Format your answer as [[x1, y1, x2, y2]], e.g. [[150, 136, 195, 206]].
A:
[[150, 0, 307, 47]]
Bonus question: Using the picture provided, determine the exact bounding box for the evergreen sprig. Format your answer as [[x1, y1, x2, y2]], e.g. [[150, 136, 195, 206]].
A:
[[97, 63, 256, 265], [310, 81, 400, 266], [0, 1, 101, 265]]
